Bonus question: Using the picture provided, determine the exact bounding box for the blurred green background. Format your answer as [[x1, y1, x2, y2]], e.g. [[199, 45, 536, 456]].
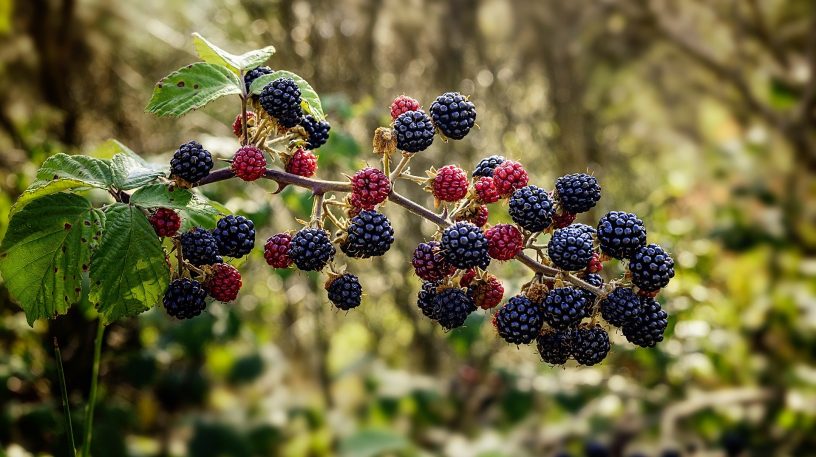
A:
[[1, 0, 816, 456]]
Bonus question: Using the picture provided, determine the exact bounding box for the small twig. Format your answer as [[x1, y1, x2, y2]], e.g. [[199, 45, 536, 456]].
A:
[[311, 193, 325, 227], [389, 153, 413, 181]]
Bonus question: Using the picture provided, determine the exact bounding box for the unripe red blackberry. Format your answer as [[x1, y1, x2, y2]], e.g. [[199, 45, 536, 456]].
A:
[[586, 253, 603, 273], [468, 274, 504, 309], [394, 110, 435, 153], [264, 233, 293, 268], [326, 273, 363, 310], [495, 295, 546, 344], [429, 92, 476, 140], [455, 204, 489, 228], [571, 325, 610, 366], [350, 167, 391, 207], [473, 176, 500, 203], [285, 148, 317, 177], [206, 263, 242, 302], [232, 112, 255, 138], [492, 160, 528, 197], [431, 165, 469, 202], [551, 211, 576, 229], [484, 224, 523, 261], [231, 146, 267, 181], [412, 241, 456, 281], [390, 95, 421, 120], [459, 269, 477, 287], [149, 208, 181, 237]]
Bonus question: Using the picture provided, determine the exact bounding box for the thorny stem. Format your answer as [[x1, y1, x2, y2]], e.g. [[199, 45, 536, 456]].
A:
[[311, 193, 325, 227], [389, 153, 413, 181]]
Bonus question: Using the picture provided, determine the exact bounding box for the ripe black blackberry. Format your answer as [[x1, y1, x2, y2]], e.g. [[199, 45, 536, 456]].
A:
[[554, 173, 601, 213], [393, 110, 435, 153], [596, 211, 647, 259], [578, 272, 604, 304], [170, 141, 213, 183], [326, 273, 363, 310], [600, 287, 642, 327], [429, 92, 476, 140], [622, 296, 668, 347], [433, 288, 474, 330], [340, 210, 394, 258], [542, 287, 590, 329], [180, 228, 222, 266], [547, 225, 595, 271], [440, 221, 490, 269], [412, 241, 455, 281], [536, 330, 572, 365], [212, 215, 255, 258], [163, 278, 208, 319], [287, 227, 335, 271], [417, 281, 440, 320], [629, 243, 675, 291], [300, 115, 331, 150], [259, 77, 303, 128], [472, 155, 505, 178], [571, 325, 610, 366], [243, 66, 274, 92], [495, 295, 545, 344], [508, 185, 554, 232]]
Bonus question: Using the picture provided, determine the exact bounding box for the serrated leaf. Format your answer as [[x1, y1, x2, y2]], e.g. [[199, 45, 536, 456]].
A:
[[192, 33, 275, 73], [10, 178, 94, 216], [35, 153, 114, 188], [248, 70, 325, 119], [88, 139, 139, 160], [146, 63, 243, 117], [130, 184, 194, 209], [0, 194, 102, 325], [180, 192, 224, 231], [89, 204, 170, 324], [111, 154, 166, 190]]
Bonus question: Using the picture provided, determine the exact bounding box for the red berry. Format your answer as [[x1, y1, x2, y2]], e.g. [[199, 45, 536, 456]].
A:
[[149, 208, 181, 237], [412, 241, 456, 281], [484, 224, 523, 260], [586, 253, 603, 273], [552, 211, 576, 229], [206, 263, 242, 302], [469, 275, 504, 309], [232, 112, 256, 138], [460, 269, 477, 287], [390, 95, 421, 120], [286, 148, 317, 177], [432, 165, 469, 202], [351, 167, 391, 207], [637, 288, 659, 298], [231, 146, 267, 181], [474, 176, 500, 203], [456, 204, 489, 227], [492, 160, 528, 197], [264, 233, 293, 268]]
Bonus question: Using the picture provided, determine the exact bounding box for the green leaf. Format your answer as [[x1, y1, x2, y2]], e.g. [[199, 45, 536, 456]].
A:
[[249, 70, 325, 119], [87, 139, 138, 159], [192, 33, 275, 73], [145, 63, 243, 117], [339, 429, 409, 457], [180, 193, 225, 231], [89, 204, 170, 324], [35, 153, 114, 188], [10, 178, 94, 216], [130, 184, 194, 209], [0, 194, 103, 325], [111, 154, 166, 190]]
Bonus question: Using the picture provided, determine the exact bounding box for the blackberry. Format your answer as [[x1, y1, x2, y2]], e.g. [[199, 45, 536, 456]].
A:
[[433, 288, 474, 330], [285, 148, 317, 177], [213, 215, 256, 258], [440, 221, 490, 269], [429, 92, 476, 140], [536, 330, 572, 365], [455, 204, 489, 228], [264, 233, 292, 268], [394, 110, 435, 153], [288, 227, 335, 271], [149, 208, 181, 237], [572, 223, 596, 237], [468, 275, 504, 309], [571, 325, 610, 366], [390, 95, 421, 120], [578, 272, 604, 304], [600, 287, 642, 327], [163, 278, 208, 319], [547, 225, 595, 271], [431, 165, 469, 202], [350, 167, 391, 207], [259, 77, 303, 128], [492, 160, 528, 197], [170, 141, 213, 183], [584, 442, 611, 457], [484, 223, 523, 261], [542, 287, 590, 329], [629, 243, 675, 291], [473, 176, 500, 204], [596, 211, 647, 259], [231, 146, 267, 181], [326, 273, 363, 310], [622, 296, 668, 347], [180, 228, 222, 266], [206, 263, 242, 302], [495, 295, 545, 344], [300, 115, 331, 150], [554, 173, 601, 213], [508, 185, 554, 232], [472, 155, 505, 178], [244, 66, 273, 92], [412, 241, 455, 282], [417, 281, 440, 320], [340, 210, 394, 258]]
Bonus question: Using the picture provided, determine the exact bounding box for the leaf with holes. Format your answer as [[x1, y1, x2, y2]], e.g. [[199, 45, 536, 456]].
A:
[[145, 63, 243, 117], [89, 203, 170, 323], [248, 70, 325, 120], [192, 33, 275, 73], [0, 194, 104, 325]]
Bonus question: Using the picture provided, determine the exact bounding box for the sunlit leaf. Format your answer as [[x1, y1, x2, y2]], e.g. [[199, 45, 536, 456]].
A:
[[145, 63, 243, 117]]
